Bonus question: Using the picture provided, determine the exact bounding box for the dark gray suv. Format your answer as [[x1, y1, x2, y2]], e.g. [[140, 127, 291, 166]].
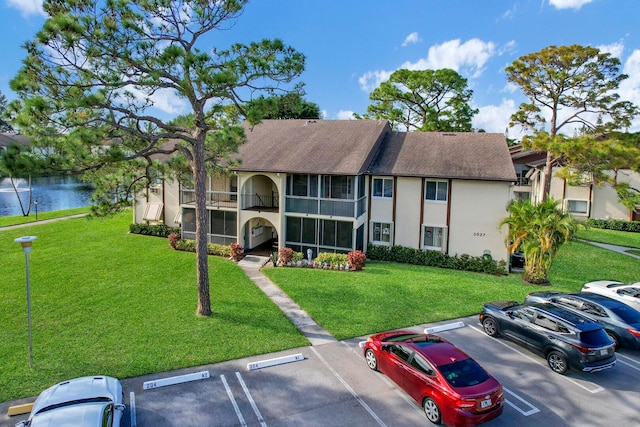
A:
[[480, 301, 616, 374]]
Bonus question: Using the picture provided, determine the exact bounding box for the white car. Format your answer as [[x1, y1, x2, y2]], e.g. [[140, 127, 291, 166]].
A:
[[16, 376, 125, 427], [581, 280, 640, 311]]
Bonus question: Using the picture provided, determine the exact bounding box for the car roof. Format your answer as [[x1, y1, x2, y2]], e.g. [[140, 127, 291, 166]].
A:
[[410, 340, 471, 367], [31, 376, 120, 417], [525, 302, 603, 331], [569, 292, 628, 309]]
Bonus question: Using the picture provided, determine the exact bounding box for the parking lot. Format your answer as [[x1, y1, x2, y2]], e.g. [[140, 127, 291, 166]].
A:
[[4, 314, 640, 426]]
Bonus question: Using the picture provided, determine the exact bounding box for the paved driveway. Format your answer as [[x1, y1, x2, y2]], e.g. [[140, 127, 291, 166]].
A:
[[4, 315, 640, 426]]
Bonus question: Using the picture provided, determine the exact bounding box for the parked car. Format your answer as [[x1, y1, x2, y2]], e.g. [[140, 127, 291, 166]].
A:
[[524, 291, 640, 350], [480, 301, 616, 374], [15, 375, 125, 427], [581, 280, 640, 312], [363, 330, 503, 426]]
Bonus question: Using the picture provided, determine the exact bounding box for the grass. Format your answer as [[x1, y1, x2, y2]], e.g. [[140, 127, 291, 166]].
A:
[[0, 211, 307, 402], [575, 227, 640, 249], [0, 207, 91, 228], [262, 240, 640, 340], [1, 211, 639, 402]]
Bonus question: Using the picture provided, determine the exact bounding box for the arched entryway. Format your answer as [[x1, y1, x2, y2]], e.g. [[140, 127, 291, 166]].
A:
[[242, 217, 278, 256]]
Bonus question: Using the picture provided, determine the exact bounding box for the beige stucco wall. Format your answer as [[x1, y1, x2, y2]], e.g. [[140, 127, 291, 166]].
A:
[[448, 180, 511, 262], [133, 178, 181, 226], [394, 177, 423, 247]]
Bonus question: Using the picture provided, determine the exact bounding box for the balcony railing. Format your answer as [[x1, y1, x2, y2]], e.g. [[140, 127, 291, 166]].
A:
[[242, 193, 279, 212], [180, 190, 238, 208], [286, 196, 366, 218]]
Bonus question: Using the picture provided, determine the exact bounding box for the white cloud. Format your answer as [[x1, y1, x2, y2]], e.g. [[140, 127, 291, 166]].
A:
[[359, 38, 497, 92], [597, 42, 624, 58], [548, 0, 593, 10], [619, 49, 640, 131], [6, 0, 46, 17], [336, 110, 356, 120], [402, 32, 421, 47], [473, 98, 518, 134], [118, 85, 188, 116], [501, 82, 519, 94]]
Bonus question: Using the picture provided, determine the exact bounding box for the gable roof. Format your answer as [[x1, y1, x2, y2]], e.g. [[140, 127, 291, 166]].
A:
[[0, 133, 31, 149], [233, 119, 389, 175], [369, 132, 516, 182]]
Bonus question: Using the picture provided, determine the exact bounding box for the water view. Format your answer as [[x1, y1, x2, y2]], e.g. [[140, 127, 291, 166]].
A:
[[0, 176, 94, 217]]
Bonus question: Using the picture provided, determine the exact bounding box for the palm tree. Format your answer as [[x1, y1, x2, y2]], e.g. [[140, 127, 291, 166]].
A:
[[500, 198, 578, 284]]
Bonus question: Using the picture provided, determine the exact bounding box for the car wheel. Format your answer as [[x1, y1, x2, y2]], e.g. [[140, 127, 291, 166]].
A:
[[365, 349, 378, 371], [423, 397, 442, 424], [482, 317, 500, 337], [547, 351, 568, 374], [607, 332, 620, 351]]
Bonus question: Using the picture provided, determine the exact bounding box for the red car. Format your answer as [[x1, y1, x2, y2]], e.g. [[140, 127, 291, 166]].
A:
[[363, 330, 503, 426]]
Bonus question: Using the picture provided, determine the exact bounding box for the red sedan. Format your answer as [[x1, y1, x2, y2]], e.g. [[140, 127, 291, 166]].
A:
[[363, 330, 503, 426]]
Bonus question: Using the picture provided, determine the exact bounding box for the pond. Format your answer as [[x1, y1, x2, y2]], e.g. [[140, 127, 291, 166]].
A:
[[0, 176, 94, 217]]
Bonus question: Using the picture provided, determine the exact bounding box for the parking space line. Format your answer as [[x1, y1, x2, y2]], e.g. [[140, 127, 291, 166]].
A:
[[129, 391, 137, 427], [616, 357, 640, 372], [310, 346, 387, 426], [236, 372, 267, 427], [503, 387, 540, 416], [468, 325, 604, 394], [220, 374, 247, 427]]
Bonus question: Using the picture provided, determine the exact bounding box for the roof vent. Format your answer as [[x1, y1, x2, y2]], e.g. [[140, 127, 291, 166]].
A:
[[305, 120, 317, 125]]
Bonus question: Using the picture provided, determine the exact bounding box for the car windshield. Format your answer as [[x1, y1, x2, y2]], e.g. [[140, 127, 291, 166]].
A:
[[36, 397, 112, 415], [438, 358, 489, 388], [580, 329, 612, 346], [609, 305, 640, 323]]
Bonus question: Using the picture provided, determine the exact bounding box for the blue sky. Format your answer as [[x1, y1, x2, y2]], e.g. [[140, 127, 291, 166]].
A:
[[2, 0, 640, 136]]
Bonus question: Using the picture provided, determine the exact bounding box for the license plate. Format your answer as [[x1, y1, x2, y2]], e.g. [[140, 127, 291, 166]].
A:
[[600, 349, 609, 356], [481, 399, 492, 408]]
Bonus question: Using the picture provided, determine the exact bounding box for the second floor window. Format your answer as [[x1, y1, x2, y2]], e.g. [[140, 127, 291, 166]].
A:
[[287, 174, 318, 197], [373, 178, 393, 198], [425, 180, 448, 202]]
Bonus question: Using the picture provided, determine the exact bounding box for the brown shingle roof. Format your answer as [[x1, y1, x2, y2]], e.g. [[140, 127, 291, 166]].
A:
[[233, 119, 389, 175], [369, 132, 517, 181]]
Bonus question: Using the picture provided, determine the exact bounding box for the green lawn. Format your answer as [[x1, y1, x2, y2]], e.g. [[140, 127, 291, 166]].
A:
[[575, 227, 640, 249], [0, 207, 91, 228], [1, 211, 639, 402], [1, 211, 306, 402]]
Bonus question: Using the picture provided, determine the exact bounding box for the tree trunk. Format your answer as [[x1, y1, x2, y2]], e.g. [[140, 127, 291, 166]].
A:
[[542, 151, 553, 199], [193, 136, 212, 316]]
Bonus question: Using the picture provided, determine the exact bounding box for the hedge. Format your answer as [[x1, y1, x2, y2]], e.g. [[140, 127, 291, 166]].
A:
[[129, 223, 181, 237], [586, 218, 640, 233], [366, 244, 507, 275]]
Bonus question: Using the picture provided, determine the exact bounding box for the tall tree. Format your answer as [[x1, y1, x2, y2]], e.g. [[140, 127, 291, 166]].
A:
[[355, 68, 477, 132], [0, 90, 14, 132], [9, 0, 305, 316], [551, 132, 640, 210], [506, 44, 637, 197], [500, 198, 578, 284], [245, 92, 320, 119]]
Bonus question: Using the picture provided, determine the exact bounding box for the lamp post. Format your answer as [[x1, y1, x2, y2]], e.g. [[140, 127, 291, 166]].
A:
[[34, 199, 38, 221], [15, 236, 37, 368]]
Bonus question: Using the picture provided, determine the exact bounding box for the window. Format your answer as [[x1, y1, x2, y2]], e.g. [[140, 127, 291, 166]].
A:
[[425, 180, 448, 202], [410, 354, 436, 376], [322, 176, 353, 199], [423, 225, 446, 250], [390, 345, 412, 362], [287, 174, 317, 197], [371, 222, 392, 243], [567, 199, 588, 215], [211, 210, 236, 237], [373, 178, 393, 198]]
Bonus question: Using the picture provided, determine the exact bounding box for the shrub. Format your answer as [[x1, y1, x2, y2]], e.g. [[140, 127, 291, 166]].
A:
[[129, 223, 181, 237], [315, 252, 349, 267], [208, 243, 230, 257], [229, 242, 244, 260], [347, 250, 366, 270], [366, 244, 507, 275], [278, 247, 295, 266], [167, 233, 180, 249], [292, 251, 304, 262], [586, 218, 640, 233]]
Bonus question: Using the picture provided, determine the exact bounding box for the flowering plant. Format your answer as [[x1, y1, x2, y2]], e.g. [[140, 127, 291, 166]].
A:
[[347, 250, 366, 270]]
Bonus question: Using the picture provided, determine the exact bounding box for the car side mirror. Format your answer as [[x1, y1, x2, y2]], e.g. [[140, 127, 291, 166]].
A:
[[507, 311, 514, 318]]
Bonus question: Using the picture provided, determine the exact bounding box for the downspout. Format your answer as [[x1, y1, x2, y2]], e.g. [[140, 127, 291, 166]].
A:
[[445, 179, 452, 254], [419, 178, 425, 248]]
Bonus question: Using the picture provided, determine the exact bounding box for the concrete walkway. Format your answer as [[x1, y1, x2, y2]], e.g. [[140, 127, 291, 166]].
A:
[[237, 255, 337, 346], [578, 240, 640, 259]]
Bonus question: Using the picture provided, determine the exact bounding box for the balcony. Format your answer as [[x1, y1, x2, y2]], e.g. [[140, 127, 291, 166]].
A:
[[180, 189, 238, 209], [242, 193, 279, 212], [286, 196, 366, 218]]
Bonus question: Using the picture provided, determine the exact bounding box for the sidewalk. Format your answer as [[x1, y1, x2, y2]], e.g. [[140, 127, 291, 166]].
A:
[[578, 240, 640, 260], [237, 255, 337, 346]]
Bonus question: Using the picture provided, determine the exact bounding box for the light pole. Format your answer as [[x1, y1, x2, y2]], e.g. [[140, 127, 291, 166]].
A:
[[34, 199, 38, 221], [15, 236, 37, 369]]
